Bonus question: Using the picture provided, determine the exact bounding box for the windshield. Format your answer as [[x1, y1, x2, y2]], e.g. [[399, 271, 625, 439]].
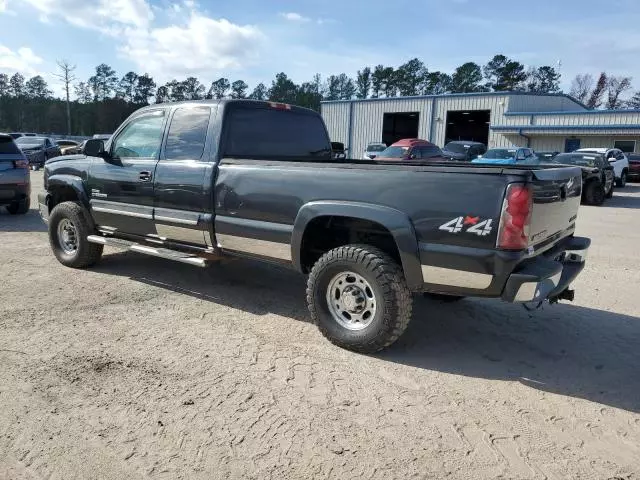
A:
[[444, 143, 469, 154], [379, 146, 409, 158], [16, 137, 45, 146], [483, 148, 516, 159], [366, 144, 387, 153], [554, 154, 597, 167]]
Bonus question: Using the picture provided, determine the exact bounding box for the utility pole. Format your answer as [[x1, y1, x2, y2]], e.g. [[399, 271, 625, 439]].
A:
[[54, 60, 77, 135]]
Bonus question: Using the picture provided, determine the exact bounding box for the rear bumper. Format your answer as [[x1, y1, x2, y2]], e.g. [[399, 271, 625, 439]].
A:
[[501, 236, 589, 303], [628, 167, 640, 180], [0, 182, 30, 206]]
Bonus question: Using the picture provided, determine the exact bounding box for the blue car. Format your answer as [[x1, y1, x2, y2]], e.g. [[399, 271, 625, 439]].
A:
[[472, 147, 539, 165]]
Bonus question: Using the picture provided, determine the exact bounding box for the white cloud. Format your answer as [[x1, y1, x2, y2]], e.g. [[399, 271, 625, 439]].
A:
[[0, 45, 44, 77], [280, 12, 310, 23], [21, 0, 153, 31], [120, 12, 263, 80], [0, 0, 7, 13]]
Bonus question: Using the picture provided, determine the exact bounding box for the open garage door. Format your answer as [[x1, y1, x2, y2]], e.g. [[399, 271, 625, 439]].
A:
[[445, 110, 490, 145], [383, 112, 419, 146]]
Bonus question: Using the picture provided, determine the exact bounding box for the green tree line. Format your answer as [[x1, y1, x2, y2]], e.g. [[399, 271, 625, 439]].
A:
[[0, 54, 637, 136]]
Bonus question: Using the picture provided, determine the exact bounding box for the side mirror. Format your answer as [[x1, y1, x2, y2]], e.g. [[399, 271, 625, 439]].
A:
[[608, 157, 617, 163], [84, 139, 105, 157]]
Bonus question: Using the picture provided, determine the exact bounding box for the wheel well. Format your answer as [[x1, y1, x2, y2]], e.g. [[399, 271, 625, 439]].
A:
[[300, 216, 401, 273], [48, 186, 79, 212]]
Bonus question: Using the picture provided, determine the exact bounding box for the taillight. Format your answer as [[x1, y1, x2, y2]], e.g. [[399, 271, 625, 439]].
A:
[[269, 102, 291, 110], [13, 159, 29, 169], [497, 183, 532, 250]]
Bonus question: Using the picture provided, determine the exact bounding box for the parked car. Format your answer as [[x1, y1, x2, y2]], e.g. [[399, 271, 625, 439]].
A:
[[628, 153, 640, 182], [55, 139, 80, 155], [472, 147, 538, 165], [63, 139, 88, 155], [535, 151, 560, 162], [363, 142, 387, 160], [441, 141, 486, 161], [15, 136, 61, 170], [38, 99, 589, 353], [331, 142, 347, 159], [553, 152, 614, 205], [375, 139, 444, 161], [576, 148, 629, 187], [0, 134, 30, 214]]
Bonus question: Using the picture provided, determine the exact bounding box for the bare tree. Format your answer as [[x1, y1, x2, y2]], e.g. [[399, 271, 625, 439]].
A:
[[569, 74, 594, 103], [54, 60, 77, 135], [587, 72, 608, 109], [606, 76, 632, 109]]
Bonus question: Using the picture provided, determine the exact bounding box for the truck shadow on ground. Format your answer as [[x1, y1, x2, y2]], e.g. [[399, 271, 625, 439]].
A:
[[0, 207, 47, 232], [599, 184, 640, 209], [95, 251, 640, 414]]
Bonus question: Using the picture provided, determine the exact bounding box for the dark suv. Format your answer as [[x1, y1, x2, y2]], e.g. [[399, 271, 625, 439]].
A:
[[0, 134, 30, 214], [442, 141, 487, 161]]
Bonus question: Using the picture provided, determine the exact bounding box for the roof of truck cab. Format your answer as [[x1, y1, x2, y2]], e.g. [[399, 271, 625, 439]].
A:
[[138, 99, 319, 115]]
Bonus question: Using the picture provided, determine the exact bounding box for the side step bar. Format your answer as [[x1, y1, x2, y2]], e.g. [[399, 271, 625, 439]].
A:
[[87, 235, 209, 267]]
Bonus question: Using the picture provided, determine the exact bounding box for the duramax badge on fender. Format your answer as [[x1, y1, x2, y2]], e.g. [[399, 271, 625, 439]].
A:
[[38, 100, 590, 353]]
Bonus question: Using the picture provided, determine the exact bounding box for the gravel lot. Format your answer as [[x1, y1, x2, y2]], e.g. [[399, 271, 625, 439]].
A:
[[1, 172, 639, 480]]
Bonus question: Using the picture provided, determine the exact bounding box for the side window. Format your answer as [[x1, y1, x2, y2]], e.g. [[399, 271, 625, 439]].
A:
[[606, 151, 615, 159], [411, 147, 422, 159], [617, 151, 626, 160], [112, 111, 165, 159], [165, 107, 211, 160]]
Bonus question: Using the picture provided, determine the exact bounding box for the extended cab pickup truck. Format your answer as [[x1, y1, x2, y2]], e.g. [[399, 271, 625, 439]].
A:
[[39, 100, 590, 353]]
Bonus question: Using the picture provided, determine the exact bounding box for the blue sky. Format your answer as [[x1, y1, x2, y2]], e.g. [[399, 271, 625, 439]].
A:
[[1, 0, 640, 97]]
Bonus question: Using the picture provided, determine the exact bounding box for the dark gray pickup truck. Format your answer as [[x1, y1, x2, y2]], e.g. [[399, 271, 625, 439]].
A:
[[39, 100, 590, 353]]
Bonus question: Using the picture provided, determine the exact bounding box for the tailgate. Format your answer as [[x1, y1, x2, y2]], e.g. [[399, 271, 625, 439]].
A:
[[528, 166, 582, 248]]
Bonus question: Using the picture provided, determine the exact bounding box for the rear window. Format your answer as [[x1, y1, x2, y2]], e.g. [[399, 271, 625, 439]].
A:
[[444, 143, 469, 154], [554, 154, 598, 167], [366, 144, 387, 153], [165, 107, 211, 160], [224, 107, 331, 160], [484, 149, 516, 159], [379, 146, 409, 158], [0, 136, 21, 155]]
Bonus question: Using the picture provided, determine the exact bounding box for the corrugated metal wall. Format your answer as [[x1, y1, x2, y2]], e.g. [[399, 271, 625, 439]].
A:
[[529, 136, 640, 152], [350, 98, 432, 159], [321, 94, 640, 158], [321, 102, 350, 146]]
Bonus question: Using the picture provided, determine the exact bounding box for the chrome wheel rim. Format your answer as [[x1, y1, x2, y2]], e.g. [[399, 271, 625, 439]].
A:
[[326, 271, 377, 331], [57, 218, 79, 254]]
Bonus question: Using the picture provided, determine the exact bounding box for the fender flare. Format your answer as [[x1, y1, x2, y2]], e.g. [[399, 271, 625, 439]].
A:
[[291, 201, 423, 290], [47, 174, 90, 211]]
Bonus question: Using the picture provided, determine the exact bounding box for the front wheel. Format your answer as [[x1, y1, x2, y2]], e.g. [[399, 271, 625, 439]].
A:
[[584, 181, 605, 206], [48, 201, 103, 268], [605, 181, 614, 199], [307, 245, 412, 353], [616, 171, 627, 188]]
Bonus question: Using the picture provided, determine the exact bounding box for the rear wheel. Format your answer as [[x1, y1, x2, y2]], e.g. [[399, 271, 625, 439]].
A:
[[48, 201, 103, 268], [605, 181, 614, 199], [6, 197, 29, 215], [616, 171, 627, 188], [307, 244, 412, 353], [584, 181, 606, 206]]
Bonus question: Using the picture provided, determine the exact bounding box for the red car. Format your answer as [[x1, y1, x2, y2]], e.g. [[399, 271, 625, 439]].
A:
[[628, 153, 640, 182], [375, 138, 445, 161]]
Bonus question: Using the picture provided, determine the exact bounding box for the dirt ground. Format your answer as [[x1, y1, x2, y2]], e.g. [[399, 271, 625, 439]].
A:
[[1, 172, 639, 480]]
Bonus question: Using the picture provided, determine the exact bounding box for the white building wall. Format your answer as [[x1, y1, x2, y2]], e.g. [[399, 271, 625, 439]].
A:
[[321, 102, 350, 146], [533, 111, 640, 126], [431, 94, 510, 148], [350, 98, 433, 159]]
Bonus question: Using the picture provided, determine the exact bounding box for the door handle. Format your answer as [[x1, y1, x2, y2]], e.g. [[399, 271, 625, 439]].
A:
[[139, 171, 152, 182]]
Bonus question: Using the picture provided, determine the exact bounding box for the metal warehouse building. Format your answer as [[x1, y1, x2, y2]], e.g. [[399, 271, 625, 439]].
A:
[[321, 92, 640, 159]]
